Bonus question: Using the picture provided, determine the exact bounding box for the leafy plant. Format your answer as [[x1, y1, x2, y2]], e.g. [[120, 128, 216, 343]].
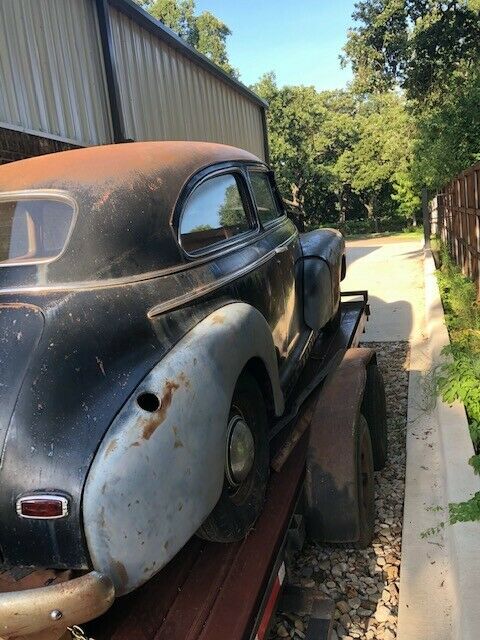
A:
[[449, 492, 480, 524], [435, 243, 480, 523]]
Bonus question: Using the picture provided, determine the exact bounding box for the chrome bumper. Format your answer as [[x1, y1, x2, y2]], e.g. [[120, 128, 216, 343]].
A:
[[0, 571, 114, 639]]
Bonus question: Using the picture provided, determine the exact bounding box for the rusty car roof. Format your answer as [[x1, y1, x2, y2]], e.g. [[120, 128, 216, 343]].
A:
[[0, 141, 260, 195], [0, 142, 263, 288]]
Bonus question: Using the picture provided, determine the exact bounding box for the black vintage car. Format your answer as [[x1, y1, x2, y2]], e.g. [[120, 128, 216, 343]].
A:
[[0, 141, 344, 634]]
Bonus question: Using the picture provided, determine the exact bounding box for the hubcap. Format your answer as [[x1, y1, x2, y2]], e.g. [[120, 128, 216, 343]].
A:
[[225, 414, 255, 486]]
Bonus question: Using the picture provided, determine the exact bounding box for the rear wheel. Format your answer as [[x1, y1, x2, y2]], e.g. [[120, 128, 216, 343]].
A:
[[197, 372, 269, 543]]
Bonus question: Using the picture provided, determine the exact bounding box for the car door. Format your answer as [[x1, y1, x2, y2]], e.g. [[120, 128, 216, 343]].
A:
[[247, 168, 306, 380]]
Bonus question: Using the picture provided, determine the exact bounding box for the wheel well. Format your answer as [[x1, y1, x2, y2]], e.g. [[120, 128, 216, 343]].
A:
[[242, 357, 276, 424]]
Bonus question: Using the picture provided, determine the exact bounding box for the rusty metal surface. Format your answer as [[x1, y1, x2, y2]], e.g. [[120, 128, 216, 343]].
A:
[[437, 163, 480, 297], [0, 142, 261, 287], [87, 433, 308, 640], [83, 303, 284, 595], [0, 141, 257, 193], [0, 0, 112, 146], [305, 348, 370, 544], [0, 571, 114, 639], [86, 302, 369, 640], [0, 147, 303, 573]]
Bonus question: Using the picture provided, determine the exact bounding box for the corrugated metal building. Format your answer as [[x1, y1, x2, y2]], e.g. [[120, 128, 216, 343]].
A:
[[0, 0, 268, 164]]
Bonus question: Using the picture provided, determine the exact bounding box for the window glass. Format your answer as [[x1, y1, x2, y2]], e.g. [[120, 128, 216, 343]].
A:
[[0, 198, 75, 265], [249, 171, 282, 225], [180, 174, 251, 253]]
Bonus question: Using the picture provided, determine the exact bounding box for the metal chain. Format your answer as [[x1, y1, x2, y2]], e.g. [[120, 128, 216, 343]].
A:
[[67, 625, 95, 640]]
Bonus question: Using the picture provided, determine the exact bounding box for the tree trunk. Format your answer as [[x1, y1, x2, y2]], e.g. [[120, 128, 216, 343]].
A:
[[364, 199, 379, 233], [290, 183, 305, 232], [336, 189, 346, 224]]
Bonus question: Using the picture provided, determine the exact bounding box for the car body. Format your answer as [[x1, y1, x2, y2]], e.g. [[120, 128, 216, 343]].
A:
[[0, 142, 344, 632]]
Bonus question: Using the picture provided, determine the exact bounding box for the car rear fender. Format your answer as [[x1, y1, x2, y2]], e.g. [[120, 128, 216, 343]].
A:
[[83, 302, 283, 595], [300, 229, 345, 330]]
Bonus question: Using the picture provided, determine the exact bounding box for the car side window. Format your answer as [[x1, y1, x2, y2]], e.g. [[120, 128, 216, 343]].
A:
[[180, 173, 252, 254], [249, 171, 283, 226]]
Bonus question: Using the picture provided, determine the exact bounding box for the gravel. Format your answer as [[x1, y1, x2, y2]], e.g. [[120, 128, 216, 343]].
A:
[[269, 341, 410, 640]]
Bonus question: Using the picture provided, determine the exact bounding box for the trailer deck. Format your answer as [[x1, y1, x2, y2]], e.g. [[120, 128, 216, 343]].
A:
[[85, 294, 369, 640]]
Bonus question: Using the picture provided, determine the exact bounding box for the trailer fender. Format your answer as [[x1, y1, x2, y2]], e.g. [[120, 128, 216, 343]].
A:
[[83, 302, 283, 595], [305, 347, 376, 543]]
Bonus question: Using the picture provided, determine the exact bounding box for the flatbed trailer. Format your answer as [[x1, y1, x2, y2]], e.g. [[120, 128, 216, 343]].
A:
[[84, 292, 377, 640]]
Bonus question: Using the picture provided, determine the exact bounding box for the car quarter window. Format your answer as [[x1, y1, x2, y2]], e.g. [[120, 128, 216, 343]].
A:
[[249, 171, 283, 226], [179, 173, 252, 254]]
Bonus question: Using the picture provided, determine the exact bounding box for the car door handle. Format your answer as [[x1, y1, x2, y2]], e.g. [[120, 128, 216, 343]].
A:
[[275, 245, 289, 254]]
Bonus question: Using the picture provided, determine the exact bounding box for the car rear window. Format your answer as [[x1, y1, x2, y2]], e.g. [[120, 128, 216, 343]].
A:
[[180, 174, 252, 254], [249, 171, 283, 226], [0, 198, 75, 266]]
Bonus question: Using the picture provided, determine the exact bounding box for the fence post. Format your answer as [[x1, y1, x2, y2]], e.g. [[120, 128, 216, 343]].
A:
[[437, 193, 444, 240], [422, 186, 430, 249]]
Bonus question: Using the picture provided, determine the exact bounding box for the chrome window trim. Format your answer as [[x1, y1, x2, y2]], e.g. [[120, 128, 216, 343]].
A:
[[148, 231, 298, 318], [247, 166, 287, 229], [177, 167, 260, 259], [16, 494, 69, 520], [0, 190, 78, 268], [0, 217, 294, 295]]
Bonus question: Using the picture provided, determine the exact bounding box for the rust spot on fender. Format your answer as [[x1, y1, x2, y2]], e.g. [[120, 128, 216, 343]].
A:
[[172, 426, 184, 449], [178, 371, 191, 388], [141, 379, 180, 440], [104, 438, 118, 458], [211, 313, 225, 325]]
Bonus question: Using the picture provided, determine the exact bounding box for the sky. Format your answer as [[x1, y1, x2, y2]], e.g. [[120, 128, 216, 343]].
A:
[[195, 0, 357, 91]]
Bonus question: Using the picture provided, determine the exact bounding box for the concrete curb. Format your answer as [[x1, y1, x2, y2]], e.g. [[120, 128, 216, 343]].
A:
[[424, 248, 480, 640]]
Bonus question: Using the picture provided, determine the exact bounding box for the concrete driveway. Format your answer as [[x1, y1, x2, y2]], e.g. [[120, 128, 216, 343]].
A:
[[342, 235, 425, 343], [342, 234, 454, 640]]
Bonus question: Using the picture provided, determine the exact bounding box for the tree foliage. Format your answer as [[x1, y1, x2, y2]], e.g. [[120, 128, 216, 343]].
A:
[[252, 74, 416, 229], [343, 0, 480, 191], [343, 0, 480, 103], [138, 0, 237, 76]]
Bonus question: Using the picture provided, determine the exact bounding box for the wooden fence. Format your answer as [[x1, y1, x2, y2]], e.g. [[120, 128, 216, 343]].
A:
[[433, 162, 480, 298]]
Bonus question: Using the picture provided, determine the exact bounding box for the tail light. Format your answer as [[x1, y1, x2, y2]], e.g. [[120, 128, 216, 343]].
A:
[[16, 495, 69, 519]]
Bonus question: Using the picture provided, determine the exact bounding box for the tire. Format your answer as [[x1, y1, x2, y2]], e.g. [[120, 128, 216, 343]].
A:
[[354, 414, 375, 549], [197, 372, 269, 543], [361, 362, 388, 471]]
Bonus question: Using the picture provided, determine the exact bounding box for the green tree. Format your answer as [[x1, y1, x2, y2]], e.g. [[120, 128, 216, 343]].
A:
[[343, 0, 480, 104], [252, 74, 349, 227], [138, 0, 238, 76], [343, 0, 480, 192], [348, 92, 416, 228], [252, 74, 415, 229]]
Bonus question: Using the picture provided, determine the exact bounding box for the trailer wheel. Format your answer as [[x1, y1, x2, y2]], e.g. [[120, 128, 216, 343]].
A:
[[306, 413, 374, 548], [361, 362, 388, 470], [355, 414, 375, 548], [197, 372, 269, 543]]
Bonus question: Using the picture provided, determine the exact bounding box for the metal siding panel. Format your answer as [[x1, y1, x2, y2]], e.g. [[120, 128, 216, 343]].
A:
[[109, 6, 265, 158], [0, 0, 112, 145]]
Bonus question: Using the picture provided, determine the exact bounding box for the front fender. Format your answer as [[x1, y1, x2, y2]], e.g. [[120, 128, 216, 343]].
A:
[[83, 303, 283, 594]]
